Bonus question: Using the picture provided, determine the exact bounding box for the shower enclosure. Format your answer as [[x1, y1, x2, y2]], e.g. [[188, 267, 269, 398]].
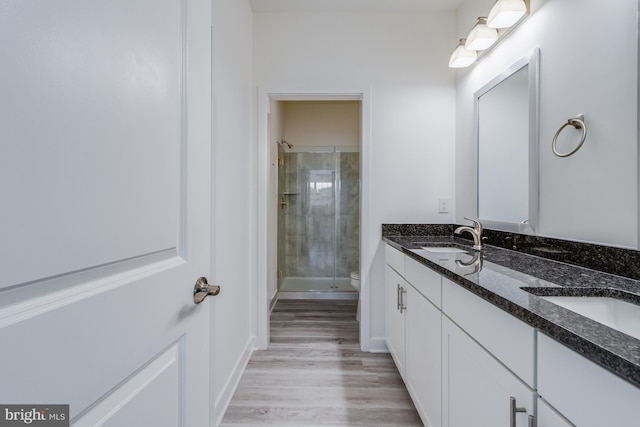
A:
[[277, 146, 359, 296]]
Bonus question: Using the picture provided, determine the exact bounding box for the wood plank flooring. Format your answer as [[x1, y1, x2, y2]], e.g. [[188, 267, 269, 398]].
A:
[[220, 299, 422, 427]]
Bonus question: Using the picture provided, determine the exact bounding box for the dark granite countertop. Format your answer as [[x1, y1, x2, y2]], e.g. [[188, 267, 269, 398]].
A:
[[383, 234, 640, 389]]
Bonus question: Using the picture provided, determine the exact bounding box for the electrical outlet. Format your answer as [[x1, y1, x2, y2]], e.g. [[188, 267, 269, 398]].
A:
[[438, 197, 450, 213]]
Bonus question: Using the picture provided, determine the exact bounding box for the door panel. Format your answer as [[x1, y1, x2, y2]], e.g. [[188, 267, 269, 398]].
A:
[[0, 0, 212, 424], [0, 0, 184, 289], [75, 343, 182, 427]]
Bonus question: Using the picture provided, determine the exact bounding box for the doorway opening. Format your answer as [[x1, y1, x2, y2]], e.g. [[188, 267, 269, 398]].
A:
[[257, 91, 372, 351], [274, 101, 360, 300]]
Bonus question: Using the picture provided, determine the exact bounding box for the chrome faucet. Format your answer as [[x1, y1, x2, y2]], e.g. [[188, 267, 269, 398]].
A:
[[454, 217, 483, 250]]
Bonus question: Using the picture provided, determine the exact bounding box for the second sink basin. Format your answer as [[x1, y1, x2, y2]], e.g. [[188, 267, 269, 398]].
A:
[[541, 296, 640, 340]]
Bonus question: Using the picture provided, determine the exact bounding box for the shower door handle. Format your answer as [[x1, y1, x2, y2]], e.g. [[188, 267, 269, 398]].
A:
[[280, 196, 287, 209]]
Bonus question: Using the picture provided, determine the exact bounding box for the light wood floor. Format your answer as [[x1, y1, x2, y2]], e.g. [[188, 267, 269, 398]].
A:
[[220, 299, 422, 426]]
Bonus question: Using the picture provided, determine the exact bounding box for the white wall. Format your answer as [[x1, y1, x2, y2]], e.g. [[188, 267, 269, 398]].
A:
[[284, 101, 360, 147], [211, 0, 255, 422], [455, 0, 639, 248], [254, 10, 456, 348]]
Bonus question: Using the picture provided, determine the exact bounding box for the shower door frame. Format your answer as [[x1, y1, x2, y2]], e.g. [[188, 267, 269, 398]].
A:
[[277, 145, 360, 296], [256, 89, 373, 352]]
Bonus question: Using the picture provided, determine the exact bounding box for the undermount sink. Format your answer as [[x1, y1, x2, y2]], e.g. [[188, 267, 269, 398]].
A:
[[420, 246, 468, 254], [541, 296, 640, 341]]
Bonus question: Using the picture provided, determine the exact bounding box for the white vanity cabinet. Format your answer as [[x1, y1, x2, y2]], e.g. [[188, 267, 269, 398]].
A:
[[385, 244, 535, 427], [441, 277, 536, 427], [385, 242, 640, 427], [385, 246, 442, 426], [538, 333, 640, 427]]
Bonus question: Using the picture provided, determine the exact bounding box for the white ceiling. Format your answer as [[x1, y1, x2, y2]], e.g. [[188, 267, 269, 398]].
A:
[[249, 0, 463, 13]]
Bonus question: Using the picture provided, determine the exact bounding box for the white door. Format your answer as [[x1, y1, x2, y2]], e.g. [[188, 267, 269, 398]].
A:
[[0, 0, 213, 425]]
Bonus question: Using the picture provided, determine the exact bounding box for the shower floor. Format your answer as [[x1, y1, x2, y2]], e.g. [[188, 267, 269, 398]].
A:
[[278, 277, 357, 300]]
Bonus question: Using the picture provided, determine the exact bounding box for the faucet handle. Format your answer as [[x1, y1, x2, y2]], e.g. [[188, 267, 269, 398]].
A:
[[463, 217, 483, 233]]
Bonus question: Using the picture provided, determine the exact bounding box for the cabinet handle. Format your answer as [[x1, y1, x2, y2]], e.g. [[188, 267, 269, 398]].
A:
[[399, 286, 407, 313], [510, 397, 527, 427], [397, 284, 401, 310], [528, 415, 536, 427]]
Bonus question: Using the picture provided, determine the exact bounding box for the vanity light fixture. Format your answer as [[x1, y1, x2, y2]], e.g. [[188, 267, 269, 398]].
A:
[[487, 0, 528, 29], [465, 17, 498, 51], [448, 0, 530, 68], [449, 38, 478, 68]]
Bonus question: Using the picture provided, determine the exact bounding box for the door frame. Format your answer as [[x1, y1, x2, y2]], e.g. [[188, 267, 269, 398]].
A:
[[256, 88, 373, 351]]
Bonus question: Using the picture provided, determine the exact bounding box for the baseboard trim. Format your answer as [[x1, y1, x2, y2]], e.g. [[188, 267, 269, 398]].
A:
[[363, 336, 389, 353], [213, 337, 254, 426], [269, 293, 278, 314]]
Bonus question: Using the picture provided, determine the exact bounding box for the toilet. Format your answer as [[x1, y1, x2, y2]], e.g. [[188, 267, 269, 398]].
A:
[[350, 271, 361, 321]]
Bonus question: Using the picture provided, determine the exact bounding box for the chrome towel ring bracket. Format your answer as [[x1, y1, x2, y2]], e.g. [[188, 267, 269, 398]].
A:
[[552, 114, 587, 157]]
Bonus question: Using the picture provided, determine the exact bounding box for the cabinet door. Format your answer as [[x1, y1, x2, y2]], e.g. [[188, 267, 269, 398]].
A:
[[537, 398, 574, 427], [406, 285, 441, 427], [442, 317, 534, 427], [385, 265, 406, 377]]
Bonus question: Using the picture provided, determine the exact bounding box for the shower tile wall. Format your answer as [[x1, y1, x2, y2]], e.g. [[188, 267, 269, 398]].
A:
[[336, 152, 359, 277], [277, 150, 359, 281]]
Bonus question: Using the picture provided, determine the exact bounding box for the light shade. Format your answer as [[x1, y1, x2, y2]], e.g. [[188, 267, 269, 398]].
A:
[[449, 39, 477, 68], [465, 17, 498, 51], [487, 0, 528, 29]]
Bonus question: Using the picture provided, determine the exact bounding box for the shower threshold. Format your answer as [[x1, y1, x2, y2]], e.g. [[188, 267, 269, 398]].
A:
[[278, 277, 357, 300]]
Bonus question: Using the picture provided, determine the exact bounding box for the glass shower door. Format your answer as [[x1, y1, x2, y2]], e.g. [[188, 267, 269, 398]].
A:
[[277, 147, 360, 294], [279, 149, 336, 292]]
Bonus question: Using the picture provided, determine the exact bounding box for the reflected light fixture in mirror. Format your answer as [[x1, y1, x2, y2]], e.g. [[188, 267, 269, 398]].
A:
[[465, 17, 498, 51], [487, 0, 528, 29], [449, 38, 478, 68]]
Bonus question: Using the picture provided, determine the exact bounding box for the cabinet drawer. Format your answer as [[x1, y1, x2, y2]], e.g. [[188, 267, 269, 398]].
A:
[[385, 244, 405, 276], [405, 255, 441, 308], [538, 333, 640, 427], [442, 278, 535, 387]]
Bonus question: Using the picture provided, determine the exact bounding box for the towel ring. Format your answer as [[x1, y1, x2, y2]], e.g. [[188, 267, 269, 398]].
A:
[[552, 114, 587, 157]]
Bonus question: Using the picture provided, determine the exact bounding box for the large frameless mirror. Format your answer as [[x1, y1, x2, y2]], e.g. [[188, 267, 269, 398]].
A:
[[476, 49, 540, 233]]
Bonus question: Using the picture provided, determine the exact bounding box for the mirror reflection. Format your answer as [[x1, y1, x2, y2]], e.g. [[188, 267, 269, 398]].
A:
[[476, 51, 539, 233]]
